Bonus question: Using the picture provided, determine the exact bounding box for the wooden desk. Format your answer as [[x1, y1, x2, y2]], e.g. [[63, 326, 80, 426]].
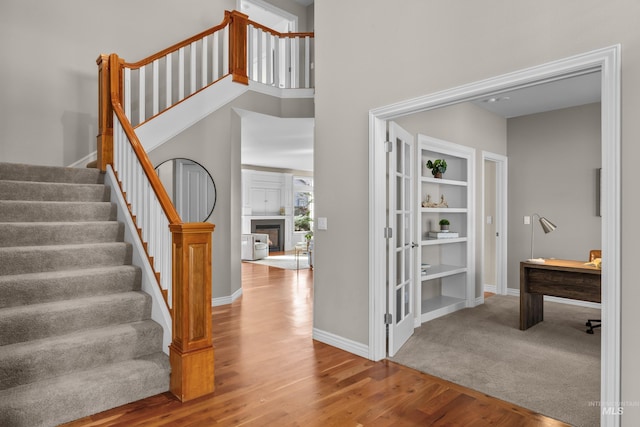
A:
[[520, 259, 601, 330]]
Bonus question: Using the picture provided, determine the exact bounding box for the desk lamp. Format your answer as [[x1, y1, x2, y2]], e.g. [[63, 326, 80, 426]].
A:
[[528, 213, 557, 263]]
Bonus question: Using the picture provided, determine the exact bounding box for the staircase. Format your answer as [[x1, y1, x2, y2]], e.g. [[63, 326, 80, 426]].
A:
[[0, 162, 170, 427]]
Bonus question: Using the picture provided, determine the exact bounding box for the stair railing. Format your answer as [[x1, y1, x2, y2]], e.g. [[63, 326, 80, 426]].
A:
[[115, 10, 314, 128], [97, 52, 215, 403], [95, 10, 314, 403]]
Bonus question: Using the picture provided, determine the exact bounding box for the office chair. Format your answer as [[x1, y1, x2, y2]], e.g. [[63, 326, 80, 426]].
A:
[[586, 249, 602, 334]]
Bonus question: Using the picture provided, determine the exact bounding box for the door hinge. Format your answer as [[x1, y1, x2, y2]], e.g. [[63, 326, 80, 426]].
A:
[[384, 313, 393, 325], [384, 141, 393, 153], [384, 227, 393, 239]]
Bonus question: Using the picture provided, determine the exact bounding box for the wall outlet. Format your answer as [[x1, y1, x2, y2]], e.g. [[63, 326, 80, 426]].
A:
[[524, 215, 531, 225]]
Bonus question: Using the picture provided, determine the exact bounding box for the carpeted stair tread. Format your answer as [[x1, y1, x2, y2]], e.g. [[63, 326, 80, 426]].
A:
[[0, 221, 124, 247], [0, 200, 116, 222], [0, 265, 141, 308], [0, 180, 110, 202], [0, 291, 151, 346], [0, 242, 132, 276], [0, 352, 170, 427], [0, 320, 163, 390], [0, 162, 104, 184]]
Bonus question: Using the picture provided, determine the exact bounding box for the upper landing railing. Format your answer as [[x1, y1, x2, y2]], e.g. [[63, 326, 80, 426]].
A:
[[116, 10, 314, 127], [95, 10, 313, 404]]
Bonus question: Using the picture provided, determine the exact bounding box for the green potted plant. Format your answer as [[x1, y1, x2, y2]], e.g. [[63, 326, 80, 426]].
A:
[[426, 159, 447, 178], [439, 218, 450, 231]]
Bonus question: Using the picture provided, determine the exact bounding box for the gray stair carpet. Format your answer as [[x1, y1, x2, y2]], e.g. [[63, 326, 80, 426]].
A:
[[0, 162, 169, 427]]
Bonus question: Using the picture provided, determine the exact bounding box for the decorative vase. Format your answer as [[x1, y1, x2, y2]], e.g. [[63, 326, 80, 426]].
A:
[[434, 172, 443, 179], [440, 224, 449, 231]]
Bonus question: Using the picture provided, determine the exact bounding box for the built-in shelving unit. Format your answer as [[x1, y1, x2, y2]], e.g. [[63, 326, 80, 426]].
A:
[[416, 134, 475, 323]]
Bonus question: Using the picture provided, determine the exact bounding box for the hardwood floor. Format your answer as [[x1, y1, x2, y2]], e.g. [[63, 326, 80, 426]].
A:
[[63, 263, 569, 426]]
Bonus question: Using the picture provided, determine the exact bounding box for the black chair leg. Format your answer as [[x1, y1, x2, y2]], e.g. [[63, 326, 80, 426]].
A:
[[586, 319, 601, 334]]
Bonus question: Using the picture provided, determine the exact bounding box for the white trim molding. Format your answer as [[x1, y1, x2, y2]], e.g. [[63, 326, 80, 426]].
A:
[[369, 46, 620, 427], [212, 287, 243, 307], [313, 328, 369, 359]]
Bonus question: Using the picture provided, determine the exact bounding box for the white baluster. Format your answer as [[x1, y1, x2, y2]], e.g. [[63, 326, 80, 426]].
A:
[[266, 34, 273, 86], [274, 37, 281, 88], [190, 41, 197, 94], [178, 47, 185, 101], [257, 29, 264, 84], [223, 25, 229, 75], [138, 66, 146, 124], [202, 36, 208, 88], [165, 53, 172, 109], [304, 36, 310, 89], [284, 38, 292, 89], [213, 31, 220, 81], [152, 59, 159, 116], [124, 68, 132, 121], [247, 25, 254, 81]]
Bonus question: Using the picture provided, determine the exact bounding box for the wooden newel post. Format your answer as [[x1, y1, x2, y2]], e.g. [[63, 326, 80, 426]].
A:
[[96, 53, 123, 172], [169, 222, 216, 401], [96, 54, 113, 172], [228, 10, 249, 85]]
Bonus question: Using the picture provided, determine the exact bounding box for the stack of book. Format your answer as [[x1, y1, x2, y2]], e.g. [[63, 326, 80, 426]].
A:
[[427, 231, 459, 239]]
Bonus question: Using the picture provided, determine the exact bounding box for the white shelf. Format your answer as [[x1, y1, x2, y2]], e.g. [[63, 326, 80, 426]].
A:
[[420, 295, 468, 323], [421, 264, 467, 281], [416, 134, 475, 325], [421, 208, 467, 213], [422, 237, 467, 245], [421, 176, 468, 187]]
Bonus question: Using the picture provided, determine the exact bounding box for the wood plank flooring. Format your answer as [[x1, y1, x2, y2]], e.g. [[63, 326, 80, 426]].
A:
[[63, 262, 569, 426]]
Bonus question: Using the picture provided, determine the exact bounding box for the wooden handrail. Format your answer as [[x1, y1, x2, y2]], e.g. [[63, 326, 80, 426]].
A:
[[246, 18, 314, 38], [109, 56, 181, 224], [122, 14, 232, 70]]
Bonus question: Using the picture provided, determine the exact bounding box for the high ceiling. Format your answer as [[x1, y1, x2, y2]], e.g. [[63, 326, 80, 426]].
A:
[[239, 69, 600, 174]]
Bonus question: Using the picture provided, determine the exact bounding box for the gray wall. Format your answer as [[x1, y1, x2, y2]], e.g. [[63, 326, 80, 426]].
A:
[[0, 0, 237, 166], [484, 160, 497, 288], [315, 1, 640, 422], [507, 103, 601, 290]]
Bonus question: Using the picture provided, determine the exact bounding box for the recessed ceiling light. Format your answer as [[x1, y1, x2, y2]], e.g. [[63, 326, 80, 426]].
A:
[[484, 96, 510, 103]]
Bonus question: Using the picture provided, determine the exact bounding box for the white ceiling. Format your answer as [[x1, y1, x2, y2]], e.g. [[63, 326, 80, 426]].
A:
[[239, 71, 600, 173], [471, 71, 601, 118], [238, 109, 314, 172]]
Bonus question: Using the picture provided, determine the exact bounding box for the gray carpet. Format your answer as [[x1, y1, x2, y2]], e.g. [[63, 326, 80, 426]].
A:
[[390, 295, 600, 427], [0, 162, 169, 427], [245, 253, 310, 270]]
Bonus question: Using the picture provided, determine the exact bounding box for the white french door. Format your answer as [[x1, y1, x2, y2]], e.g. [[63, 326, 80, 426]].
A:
[[387, 122, 416, 356]]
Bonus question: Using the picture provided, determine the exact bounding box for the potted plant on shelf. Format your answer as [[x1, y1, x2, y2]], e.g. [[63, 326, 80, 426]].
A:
[[426, 159, 447, 178], [439, 219, 450, 231]]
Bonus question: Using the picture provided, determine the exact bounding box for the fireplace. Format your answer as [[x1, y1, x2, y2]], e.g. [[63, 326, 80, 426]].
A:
[[251, 219, 285, 252]]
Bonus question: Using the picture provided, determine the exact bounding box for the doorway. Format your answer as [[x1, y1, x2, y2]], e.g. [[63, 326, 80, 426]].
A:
[[369, 46, 620, 426], [482, 152, 508, 297]]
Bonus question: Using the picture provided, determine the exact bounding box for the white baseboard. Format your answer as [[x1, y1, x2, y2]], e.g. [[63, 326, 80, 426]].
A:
[[484, 284, 497, 294], [312, 328, 369, 359], [67, 151, 97, 168], [506, 287, 601, 310], [211, 287, 243, 307]]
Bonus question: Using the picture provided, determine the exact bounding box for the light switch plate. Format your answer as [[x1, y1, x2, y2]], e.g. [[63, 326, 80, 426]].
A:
[[317, 217, 328, 230]]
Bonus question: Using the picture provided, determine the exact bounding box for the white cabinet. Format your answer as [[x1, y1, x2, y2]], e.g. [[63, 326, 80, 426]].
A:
[[416, 134, 475, 323], [251, 188, 281, 216]]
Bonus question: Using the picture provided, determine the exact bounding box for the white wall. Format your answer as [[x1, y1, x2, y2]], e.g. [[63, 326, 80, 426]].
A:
[[314, 0, 640, 422]]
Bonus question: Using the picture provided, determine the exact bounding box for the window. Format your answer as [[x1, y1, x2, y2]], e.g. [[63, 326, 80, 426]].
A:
[[293, 177, 313, 232]]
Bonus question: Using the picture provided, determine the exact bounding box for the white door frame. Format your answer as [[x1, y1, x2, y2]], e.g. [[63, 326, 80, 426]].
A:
[[368, 46, 620, 427], [481, 151, 508, 296]]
